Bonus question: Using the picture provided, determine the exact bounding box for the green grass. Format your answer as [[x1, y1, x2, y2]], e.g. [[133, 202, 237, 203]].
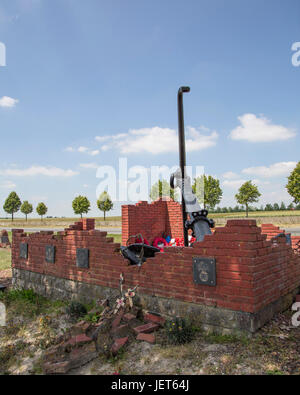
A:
[[0, 249, 11, 271], [0, 288, 67, 318], [108, 233, 122, 243], [210, 210, 300, 226], [210, 210, 300, 218]]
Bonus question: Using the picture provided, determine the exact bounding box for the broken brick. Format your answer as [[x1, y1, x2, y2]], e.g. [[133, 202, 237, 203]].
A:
[[123, 313, 136, 322], [136, 333, 155, 344], [111, 324, 130, 338], [64, 334, 93, 348], [144, 313, 166, 326], [111, 337, 128, 355], [112, 310, 124, 329], [133, 322, 159, 335]]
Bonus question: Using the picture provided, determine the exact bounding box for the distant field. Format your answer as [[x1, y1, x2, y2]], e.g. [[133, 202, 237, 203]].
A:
[[0, 216, 122, 229], [1, 211, 300, 229], [210, 210, 300, 226]]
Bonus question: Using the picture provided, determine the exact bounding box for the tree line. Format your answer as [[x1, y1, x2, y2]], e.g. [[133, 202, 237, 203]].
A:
[[2, 192, 48, 221], [2, 162, 299, 220], [1, 191, 114, 222], [149, 161, 300, 218]]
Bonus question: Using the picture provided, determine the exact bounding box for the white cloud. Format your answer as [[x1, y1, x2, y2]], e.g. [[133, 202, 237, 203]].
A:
[[0, 180, 16, 189], [222, 171, 239, 180], [90, 150, 99, 156], [0, 96, 19, 108], [95, 126, 218, 155], [222, 179, 247, 188], [229, 114, 296, 142], [242, 161, 297, 178], [0, 166, 79, 177], [78, 146, 88, 153], [65, 146, 99, 156], [79, 163, 99, 169], [65, 146, 74, 152]]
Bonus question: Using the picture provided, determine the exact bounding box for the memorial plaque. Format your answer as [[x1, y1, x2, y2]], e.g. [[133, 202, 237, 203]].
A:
[[20, 243, 28, 259], [76, 248, 89, 268], [193, 257, 216, 286], [45, 245, 56, 264], [0, 235, 9, 244]]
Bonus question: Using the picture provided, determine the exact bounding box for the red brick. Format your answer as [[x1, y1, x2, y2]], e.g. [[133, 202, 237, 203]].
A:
[[133, 323, 160, 334], [111, 337, 128, 355], [123, 313, 136, 322], [144, 313, 166, 326], [136, 333, 155, 344]]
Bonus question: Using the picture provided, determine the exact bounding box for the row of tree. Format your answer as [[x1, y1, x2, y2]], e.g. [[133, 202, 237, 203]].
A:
[[72, 191, 113, 220], [149, 162, 300, 217], [211, 202, 300, 213], [3, 192, 48, 221], [2, 162, 299, 220], [1, 191, 114, 221]]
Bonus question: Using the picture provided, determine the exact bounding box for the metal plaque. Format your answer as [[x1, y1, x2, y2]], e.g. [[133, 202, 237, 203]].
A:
[[45, 245, 56, 264], [193, 257, 216, 286], [0, 236, 9, 244], [20, 243, 28, 259], [76, 248, 89, 268]]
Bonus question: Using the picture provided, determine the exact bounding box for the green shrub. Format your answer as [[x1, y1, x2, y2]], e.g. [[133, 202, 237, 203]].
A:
[[0, 289, 38, 303], [66, 301, 87, 319], [165, 317, 194, 345]]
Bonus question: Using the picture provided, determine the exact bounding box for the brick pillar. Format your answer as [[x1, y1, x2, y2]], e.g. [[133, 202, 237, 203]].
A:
[[81, 218, 95, 230]]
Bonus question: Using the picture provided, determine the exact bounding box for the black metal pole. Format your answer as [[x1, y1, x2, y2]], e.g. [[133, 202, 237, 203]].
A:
[[177, 86, 190, 247]]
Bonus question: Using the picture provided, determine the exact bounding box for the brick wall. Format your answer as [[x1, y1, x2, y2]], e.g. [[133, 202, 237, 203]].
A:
[[12, 218, 300, 315], [261, 223, 300, 251], [122, 198, 184, 246]]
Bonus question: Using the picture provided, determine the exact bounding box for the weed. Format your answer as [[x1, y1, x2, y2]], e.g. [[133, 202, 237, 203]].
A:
[[66, 301, 87, 319], [165, 317, 194, 345]]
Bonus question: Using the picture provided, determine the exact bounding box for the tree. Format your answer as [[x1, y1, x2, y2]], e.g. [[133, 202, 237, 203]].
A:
[[3, 191, 21, 221], [235, 181, 261, 218], [36, 202, 48, 220], [72, 195, 90, 218], [280, 202, 286, 211], [265, 203, 273, 211], [286, 162, 300, 204], [20, 201, 33, 221], [97, 191, 113, 221], [192, 175, 223, 210], [150, 179, 176, 201], [273, 202, 280, 211]]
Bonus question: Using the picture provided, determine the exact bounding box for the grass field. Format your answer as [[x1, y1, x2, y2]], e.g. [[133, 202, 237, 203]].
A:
[[0, 249, 11, 271], [210, 210, 300, 226], [0, 216, 122, 229], [1, 211, 300, 229]]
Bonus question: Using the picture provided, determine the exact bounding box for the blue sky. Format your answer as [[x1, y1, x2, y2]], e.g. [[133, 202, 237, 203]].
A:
[[0, 0, 299, 218]]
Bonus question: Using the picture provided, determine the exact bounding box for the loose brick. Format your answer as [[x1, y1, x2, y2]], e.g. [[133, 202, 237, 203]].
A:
[[111, 337, 128, 355], [133, 323, 160, 334], [137, 333, 155, 344], [123, 313, 136, 322], [144, 313, 166, 326]]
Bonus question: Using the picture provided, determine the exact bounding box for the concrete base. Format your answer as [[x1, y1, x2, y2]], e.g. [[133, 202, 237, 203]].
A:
[[12, 268, 299, 335]]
